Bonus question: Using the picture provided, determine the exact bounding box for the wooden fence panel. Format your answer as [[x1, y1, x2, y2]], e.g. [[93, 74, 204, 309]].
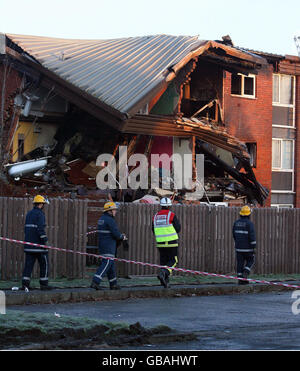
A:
[[1, 199, 300, 281], [0, 197, 88, 280], [115, 204, 300, 277]]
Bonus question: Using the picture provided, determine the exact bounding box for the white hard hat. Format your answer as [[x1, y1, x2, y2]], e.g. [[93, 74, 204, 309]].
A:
[[160, 197, 172, 207]]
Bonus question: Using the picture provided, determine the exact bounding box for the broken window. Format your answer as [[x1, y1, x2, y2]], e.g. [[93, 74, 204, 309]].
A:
[[246, 142, 257, 168], [272, 74, 295, 127], [231, 73, 255, 98]]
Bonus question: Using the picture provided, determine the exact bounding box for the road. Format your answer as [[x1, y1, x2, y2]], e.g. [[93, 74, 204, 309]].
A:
[[9, 290, 300, 350]]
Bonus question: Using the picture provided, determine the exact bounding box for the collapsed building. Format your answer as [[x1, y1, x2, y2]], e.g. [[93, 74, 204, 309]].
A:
[[0, 33, 269, 205]]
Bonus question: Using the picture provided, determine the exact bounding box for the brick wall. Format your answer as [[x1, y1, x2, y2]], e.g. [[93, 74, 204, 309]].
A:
[[223, 65, 273, 206], [0, 63, 23, 153]]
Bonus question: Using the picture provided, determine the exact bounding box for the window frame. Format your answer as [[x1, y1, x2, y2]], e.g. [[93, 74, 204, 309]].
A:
[[272, 138, 295, 193], [231, 73, 256, 99], [271, 204, 294, 209], [272, 74, 296, 128], [272, 138, 294, 171]]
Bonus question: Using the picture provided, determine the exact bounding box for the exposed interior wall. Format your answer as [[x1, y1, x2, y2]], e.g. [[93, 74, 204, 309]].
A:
[[173, 137, 193, 189], [12, 121, 58, 161], [149, 136, 173, 170], [182, 60, 223, 121]]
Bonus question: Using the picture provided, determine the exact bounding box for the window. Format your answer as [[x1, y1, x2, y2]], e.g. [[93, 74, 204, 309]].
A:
[[272, 74, 295, 127], [231, 73, 255, 98], [272, 139, 294, 192], [272, 139, 294, 170], [272, 139, 281, 168]]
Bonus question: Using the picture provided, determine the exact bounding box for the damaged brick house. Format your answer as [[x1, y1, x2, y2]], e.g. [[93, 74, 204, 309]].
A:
[[0, 33, 271, 205]]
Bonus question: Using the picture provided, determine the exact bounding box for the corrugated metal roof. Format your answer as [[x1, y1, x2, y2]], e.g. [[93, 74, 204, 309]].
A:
[[6, 33, 206, 115]]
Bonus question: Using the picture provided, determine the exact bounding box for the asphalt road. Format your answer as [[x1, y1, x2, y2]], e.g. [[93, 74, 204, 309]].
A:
[[9, 290, 300, 350]]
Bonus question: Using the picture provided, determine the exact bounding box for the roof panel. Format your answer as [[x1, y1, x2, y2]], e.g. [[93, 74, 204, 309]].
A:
[[6, 33, 204, 114]]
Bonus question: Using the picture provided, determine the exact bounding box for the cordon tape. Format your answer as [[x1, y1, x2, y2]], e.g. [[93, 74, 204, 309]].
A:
[[1, 234, 300, 289]]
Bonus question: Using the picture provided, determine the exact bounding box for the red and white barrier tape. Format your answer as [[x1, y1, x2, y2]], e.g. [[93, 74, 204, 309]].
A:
[[1, 235, 300, 289]]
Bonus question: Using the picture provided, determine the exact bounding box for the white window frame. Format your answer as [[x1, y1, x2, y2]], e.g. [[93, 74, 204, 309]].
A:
[[272, 74, 296, 128], [231, 73, 256, 99], [271, 204, 294, 209], [272, 138, 295, 193], [272, 139, 294, 171]]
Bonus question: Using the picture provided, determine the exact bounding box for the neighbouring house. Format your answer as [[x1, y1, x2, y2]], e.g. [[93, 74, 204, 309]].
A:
[[0, 33, 274, 206], [223, 45, 300, 208]]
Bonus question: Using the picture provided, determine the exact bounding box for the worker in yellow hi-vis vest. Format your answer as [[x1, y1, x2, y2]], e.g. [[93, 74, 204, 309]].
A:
[[152, 197, 181, 288]]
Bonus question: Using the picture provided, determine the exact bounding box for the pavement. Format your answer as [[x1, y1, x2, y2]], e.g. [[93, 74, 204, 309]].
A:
[[4, 280, 300, 306]]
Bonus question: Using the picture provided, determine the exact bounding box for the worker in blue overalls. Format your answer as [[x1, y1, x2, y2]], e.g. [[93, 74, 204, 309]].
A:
[[91, 202, 127, 290], [21, 195, 52, 290], [232, 205, 257, 285]]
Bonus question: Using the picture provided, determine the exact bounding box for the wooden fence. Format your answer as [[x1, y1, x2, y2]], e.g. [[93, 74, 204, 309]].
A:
[[113, 204, 300, 277], [1, 198, 300, 281], [0, 197, 88, 280]]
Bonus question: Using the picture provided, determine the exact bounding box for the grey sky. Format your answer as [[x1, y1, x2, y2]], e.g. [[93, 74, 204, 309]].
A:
[[1, 0, 299, 56]]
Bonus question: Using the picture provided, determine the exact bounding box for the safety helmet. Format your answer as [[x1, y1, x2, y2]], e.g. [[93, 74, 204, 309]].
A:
[[160, 197, 172, 207], [240, 205, 251, 216], [103, 201, 118, 212], [33, 195, 49, 204]]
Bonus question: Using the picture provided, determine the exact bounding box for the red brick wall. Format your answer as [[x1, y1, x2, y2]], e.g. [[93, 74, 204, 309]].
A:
[[0, 63, 23, 195], [0, 63, 23, 150], [295, 75, 300, 208], [223, 65, 273, 206]]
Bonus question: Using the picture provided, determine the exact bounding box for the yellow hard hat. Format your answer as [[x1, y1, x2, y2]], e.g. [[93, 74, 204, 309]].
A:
[[33, 195, 47, 204], [103, 202, 118, 212], [240, 205, 251, 216]]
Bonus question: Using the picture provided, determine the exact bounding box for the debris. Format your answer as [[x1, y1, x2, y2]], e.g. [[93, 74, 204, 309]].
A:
[[133, 195, 160, 204], [153, 188, 174, 198], [5, 157, 51, 179]]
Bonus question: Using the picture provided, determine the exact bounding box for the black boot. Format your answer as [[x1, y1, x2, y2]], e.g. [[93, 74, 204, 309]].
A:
[[21, 279, 30, 291], [242, 269, 250, 285], [237, 274, 245, 285], [157, 270, 168, 288], [90, 281, 103, 290]]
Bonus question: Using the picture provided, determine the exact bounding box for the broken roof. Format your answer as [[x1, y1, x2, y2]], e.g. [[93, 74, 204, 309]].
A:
[[123, 114, 250, 159], [4, 33, 266, 119]]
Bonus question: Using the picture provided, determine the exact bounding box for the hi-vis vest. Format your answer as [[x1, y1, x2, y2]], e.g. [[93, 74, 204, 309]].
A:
[[153, 210, 178, 247]]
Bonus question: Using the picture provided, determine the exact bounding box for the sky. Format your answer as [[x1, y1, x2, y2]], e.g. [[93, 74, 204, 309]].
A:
[[0, 0, 300, 56]]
